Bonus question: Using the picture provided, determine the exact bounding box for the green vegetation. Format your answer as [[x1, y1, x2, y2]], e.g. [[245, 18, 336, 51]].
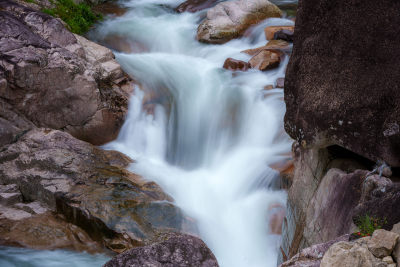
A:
[[354, 215, 387, 237], [42, 0, 102, 34]]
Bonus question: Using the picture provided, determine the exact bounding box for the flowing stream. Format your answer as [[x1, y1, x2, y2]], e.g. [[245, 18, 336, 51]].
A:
[[98, 1, 294, 266], [0, 0, 294, 266]]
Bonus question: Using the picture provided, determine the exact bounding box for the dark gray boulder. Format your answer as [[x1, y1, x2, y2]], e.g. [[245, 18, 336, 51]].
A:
[[284, 0, 400, 167], [103, 233, 219, 267]]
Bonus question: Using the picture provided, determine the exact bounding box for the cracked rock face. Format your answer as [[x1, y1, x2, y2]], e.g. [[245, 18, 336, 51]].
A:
[[104, 233, 219, 267], [0, 0, 134, 146], [284, 0, 400, 167]]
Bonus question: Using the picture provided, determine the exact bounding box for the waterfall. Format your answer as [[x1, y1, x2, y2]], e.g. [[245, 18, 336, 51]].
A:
[[96, 1, 294, 266]]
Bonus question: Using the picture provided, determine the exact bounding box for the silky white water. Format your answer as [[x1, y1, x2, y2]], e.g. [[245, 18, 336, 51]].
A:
[[0, 2, 294, 267], [94, 1, 294, 266], [0, 1, 296, 266]]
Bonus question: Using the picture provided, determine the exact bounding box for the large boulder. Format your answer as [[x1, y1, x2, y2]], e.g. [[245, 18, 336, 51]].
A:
[[0, 129, 189, 253], [278, 144, 377, 264], [103, 233, 219, 267], [284, 0, 400, 167], [320, 241, 382, 267], [0, 0, 133, 146], [196, 0, 282, 44]]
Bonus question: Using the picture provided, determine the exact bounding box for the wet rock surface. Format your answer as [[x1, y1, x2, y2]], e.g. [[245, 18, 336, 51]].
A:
[[104, 233, 219, 267], [175, 0, 219, 13], [248, 50, 281, 71], [0, 212, 105, 253], [197, 0, 282, 44], [0, 129, 188, 253], [0, 0, 134, 146], [241, 40, 291, 56], [284, 0, 400, 167], [222, 58, 250, 71]]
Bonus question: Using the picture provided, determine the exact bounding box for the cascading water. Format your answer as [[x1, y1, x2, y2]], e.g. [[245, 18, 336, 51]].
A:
[[96, 1, 294, 266], [0, 1, 294, 266]]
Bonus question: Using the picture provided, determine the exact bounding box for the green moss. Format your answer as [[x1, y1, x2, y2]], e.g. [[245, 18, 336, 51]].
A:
[[354, 214, 387, 237], [41, 0, 102, 34], [24, 0, 37, 3]]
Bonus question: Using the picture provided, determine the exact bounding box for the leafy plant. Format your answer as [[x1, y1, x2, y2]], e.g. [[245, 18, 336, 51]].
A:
[[41, 0, 102, 34], [354, 214, 387, 237]]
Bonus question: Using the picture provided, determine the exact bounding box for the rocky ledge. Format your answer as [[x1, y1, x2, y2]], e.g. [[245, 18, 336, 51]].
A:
[[0, 128, 190, 253]]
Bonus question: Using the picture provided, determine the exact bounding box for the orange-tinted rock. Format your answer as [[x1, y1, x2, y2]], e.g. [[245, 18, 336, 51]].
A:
[[223, 58, 250, 71], [270, 156, 294, 189], [249, 50, 281, 71], [241, 40, 290, 56], [268, 203, 286, 235], [0, 213, 105, 254], [264, 26, 294, 40], [264, 85, 274, 90]]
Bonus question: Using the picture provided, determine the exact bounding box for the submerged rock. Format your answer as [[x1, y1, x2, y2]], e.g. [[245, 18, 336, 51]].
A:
[[0, 0, 133, 146], [197, 0, 282, 44], [175, 0, 219, 13], [0, 129, 188, 253], [104, 233, 219, 267]]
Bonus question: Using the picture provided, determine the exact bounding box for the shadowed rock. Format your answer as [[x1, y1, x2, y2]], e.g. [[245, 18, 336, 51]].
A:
[[284, 0, 400, 166]]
